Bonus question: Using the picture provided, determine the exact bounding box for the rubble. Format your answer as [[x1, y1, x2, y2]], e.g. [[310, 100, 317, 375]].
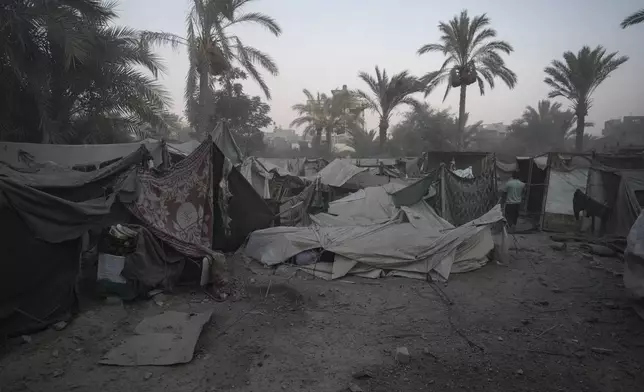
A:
[[395, 347, 410, 364]]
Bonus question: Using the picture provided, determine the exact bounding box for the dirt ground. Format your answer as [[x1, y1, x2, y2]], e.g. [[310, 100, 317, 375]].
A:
[[2, 233, 644, 392]]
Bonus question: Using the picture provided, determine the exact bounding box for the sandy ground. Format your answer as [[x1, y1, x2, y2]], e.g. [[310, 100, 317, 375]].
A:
[[1, 233, 644, 392]]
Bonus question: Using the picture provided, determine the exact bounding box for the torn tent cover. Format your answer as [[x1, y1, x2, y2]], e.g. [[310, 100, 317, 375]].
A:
[[245, 205, 503, 281]]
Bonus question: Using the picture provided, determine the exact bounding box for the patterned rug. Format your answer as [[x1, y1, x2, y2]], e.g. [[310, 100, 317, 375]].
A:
[[127, 141, 214, 257], [442, 165, 497, 226]]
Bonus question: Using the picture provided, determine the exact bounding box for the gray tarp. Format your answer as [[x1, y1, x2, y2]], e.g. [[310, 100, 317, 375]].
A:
[[625, 211, 644, 299], [245, 205, 502, 281], [0, 140, 163, 168], [327, 183, 406, 224], [312, 158, 367, 187]]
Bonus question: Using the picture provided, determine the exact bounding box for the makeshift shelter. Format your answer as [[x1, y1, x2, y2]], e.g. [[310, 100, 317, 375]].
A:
[[245, 204, 502, 281], [392, 161, 497, 227], [420, 151, 494, 176], [0, 136, 270, 336], [496, 155, 548, 226]]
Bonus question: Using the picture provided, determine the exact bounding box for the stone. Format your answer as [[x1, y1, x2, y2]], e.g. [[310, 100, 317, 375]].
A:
[[550, 242, 566, 251], [249, 278, 256, 284], [521, 319, 531, 325], [144, 372, 153, 380], [52, 321, 68, 331], [52, 350, 59, 358], [516, 369, 524, 375], [21, 335, 32, 344], [352, 370, 372, 379], [348, 383, 363, 392], [395, 347, 411, 364], [52, 369, 64, 378], [497, 336, 504, 341]]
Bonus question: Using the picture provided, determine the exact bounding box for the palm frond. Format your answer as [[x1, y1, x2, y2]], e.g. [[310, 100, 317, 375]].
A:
[[622, 9, 644, 28]]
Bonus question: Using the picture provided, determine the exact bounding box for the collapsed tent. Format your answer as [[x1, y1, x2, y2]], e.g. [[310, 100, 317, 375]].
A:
[[245, 205, 502, 281]]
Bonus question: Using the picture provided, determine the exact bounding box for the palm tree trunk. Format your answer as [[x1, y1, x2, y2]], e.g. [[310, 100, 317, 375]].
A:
[[326, 127, 333, 154], [198, 63, 211, 139], [575, 114, 585, 152], [313, 127, 322, 151], [378, 119, 388, 152], [457, 85, 467, 151]]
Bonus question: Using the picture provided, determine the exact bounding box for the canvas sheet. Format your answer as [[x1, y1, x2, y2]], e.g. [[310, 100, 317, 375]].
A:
[[127, 141, 214, 258], [166, 140, 201, 156], [625, 211, 644, 299], [0, 140, 163, 168], [245, 205, 502, 281], [312, 158, 367, 187], [278, 178, 322, 226], [327, 183, 406, 224], [210, 123, 243, 166], [99, 311, 212, 366], [240, 157, 273, 199], [545, 168, 588, 215]]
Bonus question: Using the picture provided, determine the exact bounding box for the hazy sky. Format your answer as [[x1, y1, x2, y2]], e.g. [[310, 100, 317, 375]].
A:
[[116, 0, 644, 134]]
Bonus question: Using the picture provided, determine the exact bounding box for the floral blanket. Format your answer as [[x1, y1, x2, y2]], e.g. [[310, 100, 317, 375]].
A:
[[127, 141, 214, 257]]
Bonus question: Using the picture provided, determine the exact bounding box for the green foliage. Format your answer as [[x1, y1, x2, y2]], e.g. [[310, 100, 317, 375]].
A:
[[0, 0, 171, 144], [389, 104, 481, 155], [356, 66, 422, 149], [210, 69, 271, 155], [544, 45, 628, 150], [622, 9, 644, 28], [144, 0, 281, 135], [347, 129, 378, 157], [290, 88, 364, 154], [418, 10, 517, 101]]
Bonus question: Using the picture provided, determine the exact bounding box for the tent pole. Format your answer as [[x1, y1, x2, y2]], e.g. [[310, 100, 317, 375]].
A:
[[540, 153, 552, 231], [440, 164, 447, 219], [525, 156, 534, 215]]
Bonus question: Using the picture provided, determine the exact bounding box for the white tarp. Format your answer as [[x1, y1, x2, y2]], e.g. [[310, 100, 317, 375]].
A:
[[0, 140, 163, 168], [240, 157, 273, 199], [545, 168, 588, 215], [245, 205, 503, 281], [312, 158, 367, 187]]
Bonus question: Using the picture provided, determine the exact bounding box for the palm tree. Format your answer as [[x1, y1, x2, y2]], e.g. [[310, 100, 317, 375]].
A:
[[417, 10, 517, 145], [622, 9, 644, 28], [142, 0, 281, 136], [290, 89, 329, 151], [291, 89, 363, 154], [0, 0, 170, 143], [356, 66, 422, 151], [544, 46, 628, 151], [347, 128, 378, 157]]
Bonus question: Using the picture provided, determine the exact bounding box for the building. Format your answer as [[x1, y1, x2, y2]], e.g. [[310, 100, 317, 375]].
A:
[[263, 127, 302, 151], [593, 116, 644, 152], [470, 123, 508, 151]]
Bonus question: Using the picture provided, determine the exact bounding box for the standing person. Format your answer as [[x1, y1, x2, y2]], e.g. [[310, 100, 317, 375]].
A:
[[502, 171, 526, 232]]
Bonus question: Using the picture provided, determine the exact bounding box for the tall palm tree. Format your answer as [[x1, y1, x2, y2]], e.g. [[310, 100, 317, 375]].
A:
[[290, 89, 329, 151], [0, 0, 170, 143], [544, 46, 628, 151], [622, 9, 644, 28], [417, 10, 517, 145], [291, 89, 363, 154], [143, 0, 281, 136], [356, 66, 422, 151]]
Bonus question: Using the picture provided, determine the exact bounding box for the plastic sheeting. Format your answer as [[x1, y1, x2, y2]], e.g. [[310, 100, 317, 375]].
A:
[[545, 169, 588, 215], [245, 205, 503, 281], [327, 183, 406, 223], [312, 158, 367, 187], [240, 157, 273, 199], [0, 140, 163, 168], [625, 211, 644, 299]]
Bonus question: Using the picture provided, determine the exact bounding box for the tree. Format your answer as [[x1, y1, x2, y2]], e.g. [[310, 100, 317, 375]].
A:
[[418, 10, 516, 145], [544, 46, 628, 151], [390, 104, 480, 155], [0, 0, 170, 144], [622, 9, 644, 28], [347, 128, 378, 157], [143, 0, 280, 136], [291, 89, 363, 154], [210, 70, 271, 155], [356, 66, 422, 151]]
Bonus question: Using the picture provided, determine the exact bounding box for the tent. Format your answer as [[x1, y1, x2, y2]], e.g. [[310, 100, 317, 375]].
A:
[[0, 136, 270, 336], [245, 204, 502, 281]]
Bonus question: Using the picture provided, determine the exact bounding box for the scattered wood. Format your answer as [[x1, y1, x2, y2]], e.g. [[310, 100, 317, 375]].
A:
[[536, 324, 560, 338], [527, 349, 571, 358], [591, 347, 614, 355]]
